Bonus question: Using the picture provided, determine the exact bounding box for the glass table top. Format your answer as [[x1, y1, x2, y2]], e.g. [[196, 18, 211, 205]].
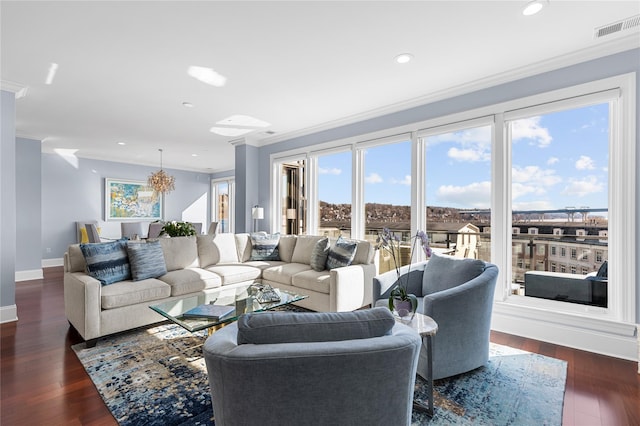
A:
[[149, 282, 308, 333]]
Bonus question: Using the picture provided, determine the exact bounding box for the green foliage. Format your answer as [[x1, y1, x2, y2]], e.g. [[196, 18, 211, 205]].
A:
[[160, 221, 196, 237]]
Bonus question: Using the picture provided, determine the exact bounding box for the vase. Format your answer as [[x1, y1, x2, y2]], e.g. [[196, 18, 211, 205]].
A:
[[393, 298, 415, 318]]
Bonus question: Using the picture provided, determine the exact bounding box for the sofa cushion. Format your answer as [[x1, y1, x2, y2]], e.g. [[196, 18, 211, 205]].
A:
[[67, 244, 87, 273], [213, 233, 240, 263], [422, 253, 486, 295], [197, 234, 218, 268], [235, 233, 253, 262], [263, 263, 313, 285], [243, 260, 287, 270], [159, 236, 199, 271], [250, 232, 281, 261], [291, 269, 331, 294], [79, 239, 131, 285], [352, 239, 375, 265], [159, 268, 222, 296], [277, 235, 297, 263], [310, 237, 330, 271], [291, 235, 324, 265], [325, 236, 358, 270], [100, 279, 171, 309], [236, 307, 396, 345], [126, 240, 167, 281], [205, 264, 261, 286]]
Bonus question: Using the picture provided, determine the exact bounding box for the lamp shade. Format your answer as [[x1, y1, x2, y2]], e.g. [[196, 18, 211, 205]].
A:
[[286, 209, 297, 219], [252, 207, 264, 220]]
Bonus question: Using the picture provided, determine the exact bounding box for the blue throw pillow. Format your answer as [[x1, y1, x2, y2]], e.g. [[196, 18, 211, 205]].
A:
[[126, 240, 167, 281], [250, 232, 281, 261], [80, 239, 131, 285], [325, 236, 357, 270], [310, 237, 330, 271]]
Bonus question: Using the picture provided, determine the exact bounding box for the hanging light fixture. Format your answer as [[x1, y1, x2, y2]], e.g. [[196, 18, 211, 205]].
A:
[[148, 149, 175, 194]]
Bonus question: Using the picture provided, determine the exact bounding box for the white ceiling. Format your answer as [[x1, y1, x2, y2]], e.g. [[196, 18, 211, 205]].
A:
[[2, 1, 639, 173]]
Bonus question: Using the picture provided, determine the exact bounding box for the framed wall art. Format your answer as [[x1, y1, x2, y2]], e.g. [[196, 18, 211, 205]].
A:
[[105, 178, 162, 221]]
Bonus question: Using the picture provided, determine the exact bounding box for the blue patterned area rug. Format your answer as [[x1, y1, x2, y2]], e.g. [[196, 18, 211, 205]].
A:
[[73, 323, 566, 426]]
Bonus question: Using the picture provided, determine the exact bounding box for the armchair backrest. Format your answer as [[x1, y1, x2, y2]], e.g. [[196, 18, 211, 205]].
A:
[[422, 253, 487, 295], [203, 308, 421, 426]]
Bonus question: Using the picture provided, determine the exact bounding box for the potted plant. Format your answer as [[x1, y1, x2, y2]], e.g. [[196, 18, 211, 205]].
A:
[[160, 221, 196, 237], [376, 228, 431, 318]]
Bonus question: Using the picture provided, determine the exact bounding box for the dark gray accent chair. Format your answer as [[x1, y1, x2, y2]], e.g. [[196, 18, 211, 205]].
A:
[[373, 254, 499, 380], [203, 308, 421, 426]]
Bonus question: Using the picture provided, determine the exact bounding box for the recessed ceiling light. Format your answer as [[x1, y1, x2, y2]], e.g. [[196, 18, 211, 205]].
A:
[[523, 0, 546, 16], [187, 66, 227, 87], [182, 101, 194, 108], [191, 153, 198, 157], [394, 53, 413, 64], [117, 142, 126, 146]]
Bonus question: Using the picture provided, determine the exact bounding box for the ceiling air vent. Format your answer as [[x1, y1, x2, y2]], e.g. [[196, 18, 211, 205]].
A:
[[594, 14, 640, 38]]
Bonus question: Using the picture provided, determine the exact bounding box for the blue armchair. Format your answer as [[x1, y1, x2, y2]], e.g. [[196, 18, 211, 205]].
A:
[[373, 254, 499, 380], [203, 308, 422, 426]]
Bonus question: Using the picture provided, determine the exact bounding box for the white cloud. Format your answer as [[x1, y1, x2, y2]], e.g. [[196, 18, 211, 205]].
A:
[[575, 155, 595, 170], [426, 127, 492, 146], [319, 167, 342, 175], [391, 175, 411, 185], [436, 181, 491, 208], [561, 176, 604, 197], [447, 147, 491, 162], [512, 165, 562, 187], [365, 173, 383, 184], [547, 157, 559, 165], [512, 116, 552, 148], [512, 182, 546, 200], [512, 200, 555, 211]]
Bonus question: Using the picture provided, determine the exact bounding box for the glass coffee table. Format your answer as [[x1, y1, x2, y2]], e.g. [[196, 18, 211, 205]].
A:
[[150, 281, 307, 334]]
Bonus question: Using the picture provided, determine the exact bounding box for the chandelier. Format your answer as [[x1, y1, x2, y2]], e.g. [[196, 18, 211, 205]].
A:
[[148, 149, 175, 194]]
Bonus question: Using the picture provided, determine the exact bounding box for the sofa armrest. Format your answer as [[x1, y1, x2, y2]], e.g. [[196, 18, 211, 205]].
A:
[[64, 272, 102, 341], [330, 263, 376, 311]]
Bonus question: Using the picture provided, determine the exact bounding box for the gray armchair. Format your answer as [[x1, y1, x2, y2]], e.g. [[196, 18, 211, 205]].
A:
[[203, 308, 421, 426], [373, 254, 498, 380]]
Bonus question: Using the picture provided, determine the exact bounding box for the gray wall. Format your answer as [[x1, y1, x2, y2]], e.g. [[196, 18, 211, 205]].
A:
[[1, 90, 16, 313], [234, 144, 260, 233], [16, 138, 41, 271], [40, 153, 212, 260], [252, 48, 640, 322]]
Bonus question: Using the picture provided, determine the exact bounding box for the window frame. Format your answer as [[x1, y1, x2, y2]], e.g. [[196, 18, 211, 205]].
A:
[[211, 177, 235, 234]]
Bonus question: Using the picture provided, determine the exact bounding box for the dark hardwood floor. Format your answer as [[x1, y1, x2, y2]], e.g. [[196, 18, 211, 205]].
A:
[[1, 267, 638, 425]]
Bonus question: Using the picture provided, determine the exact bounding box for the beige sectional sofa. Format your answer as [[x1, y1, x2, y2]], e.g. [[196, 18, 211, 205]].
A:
[[64, 233, 375, 344]]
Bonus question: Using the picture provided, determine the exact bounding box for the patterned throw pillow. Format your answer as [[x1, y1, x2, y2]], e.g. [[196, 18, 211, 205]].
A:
[[310, 237, 330, 271], [250, 232, 281, 261], [126, 240, 167, 281], [79, 239, 131, 285], [325, 236, 358, 270]]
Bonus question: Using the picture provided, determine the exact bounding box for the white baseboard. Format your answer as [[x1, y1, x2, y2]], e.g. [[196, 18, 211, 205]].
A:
[[15, 269, 44, 282], [0, 305, 18, 323], [42, 258, 63, 268], [492, 302, 638, 362]]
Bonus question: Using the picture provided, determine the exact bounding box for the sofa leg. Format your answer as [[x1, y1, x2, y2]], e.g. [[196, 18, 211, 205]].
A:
[[85, 338, 98, 348]]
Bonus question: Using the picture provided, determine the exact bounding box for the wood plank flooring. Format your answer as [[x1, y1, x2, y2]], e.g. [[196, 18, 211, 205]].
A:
[[1, 267, 638, 425]]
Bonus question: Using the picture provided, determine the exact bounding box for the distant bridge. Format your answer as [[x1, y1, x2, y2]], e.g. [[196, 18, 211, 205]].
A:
[[458, 208, 607, 215]]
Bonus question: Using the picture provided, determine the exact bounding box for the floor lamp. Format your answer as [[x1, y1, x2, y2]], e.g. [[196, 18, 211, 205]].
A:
[[252, 205, 264, 232]]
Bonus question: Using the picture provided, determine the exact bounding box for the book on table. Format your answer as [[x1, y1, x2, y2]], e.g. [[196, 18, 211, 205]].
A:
[[182, 303, 235, 320]]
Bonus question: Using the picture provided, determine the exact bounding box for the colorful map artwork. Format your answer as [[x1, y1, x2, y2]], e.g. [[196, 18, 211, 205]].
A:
[[108, 180, 161, 219]]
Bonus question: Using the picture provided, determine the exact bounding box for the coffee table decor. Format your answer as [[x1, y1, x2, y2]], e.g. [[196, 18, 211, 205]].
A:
[[72, 315, 567, 426], [150, 282, 307, 334]]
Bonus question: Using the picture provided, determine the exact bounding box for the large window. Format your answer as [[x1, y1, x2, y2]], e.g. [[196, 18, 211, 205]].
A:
[[421, 123, 492, 262], [317, 150, 352, 238]]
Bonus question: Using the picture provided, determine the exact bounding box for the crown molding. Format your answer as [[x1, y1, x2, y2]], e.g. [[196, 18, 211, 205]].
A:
[[229, 137, 260, 147], [259, 34, 639, 147], [0, 80, 28, 99]]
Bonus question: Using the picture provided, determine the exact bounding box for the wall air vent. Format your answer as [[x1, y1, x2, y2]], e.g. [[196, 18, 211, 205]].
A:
[[594, 14, 640, 38]]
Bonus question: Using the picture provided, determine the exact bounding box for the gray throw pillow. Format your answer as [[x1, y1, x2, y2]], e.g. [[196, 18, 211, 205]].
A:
[[249, 232, 280, 261], [310, 237, 330, 271], [325, 236, 357, 270], [79, 239, 131, 285], [126, 240, 167, 281], [422, 253, 486, 295], [237, 307, 395, 345]]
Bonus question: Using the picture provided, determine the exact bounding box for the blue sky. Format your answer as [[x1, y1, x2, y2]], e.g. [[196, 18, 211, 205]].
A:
[[318, 102, 609, 211]]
